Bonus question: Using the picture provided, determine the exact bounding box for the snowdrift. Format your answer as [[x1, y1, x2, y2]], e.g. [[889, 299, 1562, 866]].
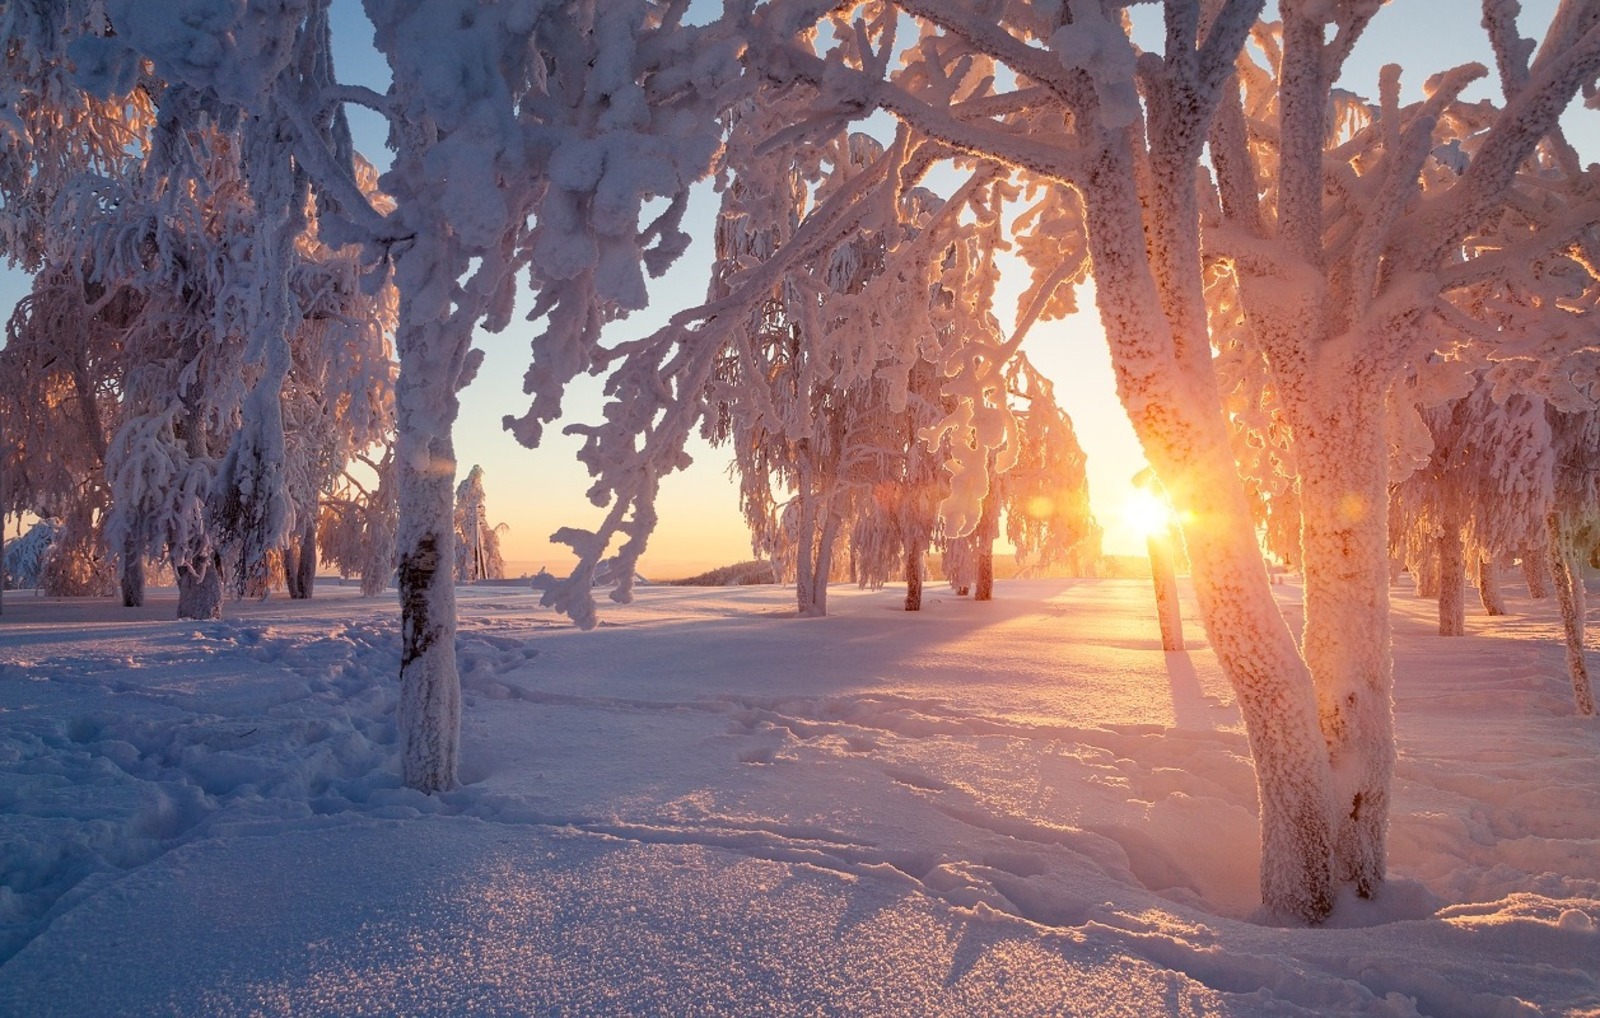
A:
[[0, 578, 1594, 1015]]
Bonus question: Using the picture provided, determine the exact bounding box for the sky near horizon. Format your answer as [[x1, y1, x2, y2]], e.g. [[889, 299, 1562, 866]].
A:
[[0, 0, 1586, 579]]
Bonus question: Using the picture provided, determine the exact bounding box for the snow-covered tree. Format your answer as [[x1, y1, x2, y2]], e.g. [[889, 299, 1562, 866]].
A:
[[846, 353, 945, 612], [708, 0, 1600, 922], [318, 445, 398, 598], [0, 1, 155, 273], [2, 2, 396, 619], [0, 267, 134, 597], [1391, 389, 1480, 637], [705, 105, 1022, 617], [1205, 0, 1600, 905], [453, 465, 506, 583], [726, 0, 1339, 922], [0, 2, 156, 605], [278, 159, 398, 600], [1389, 374, 1558, 636], [2, 517, 59, 590], [68, 0, 738, 790]]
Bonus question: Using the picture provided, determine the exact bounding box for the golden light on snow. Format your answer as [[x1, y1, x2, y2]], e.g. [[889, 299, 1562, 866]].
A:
[[1123, 488, 1177, 539]]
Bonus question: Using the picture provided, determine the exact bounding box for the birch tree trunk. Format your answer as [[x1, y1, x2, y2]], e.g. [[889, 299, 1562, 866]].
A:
[[1296, 366, 1395, 898], [1149, 526, 1184, 652], [1082, 137, 1335, 923], [974, 492, 997, 602], [794, 462, 818, 616], [1478, 558, 1507, 616], [1437, 518, 1467, 637], [809, 504, 842, 617], [905, 536, 922, 611], [1523, 553, 1551, 598], [392, 281, 468, 792], [1548, 519, 1596, 716]]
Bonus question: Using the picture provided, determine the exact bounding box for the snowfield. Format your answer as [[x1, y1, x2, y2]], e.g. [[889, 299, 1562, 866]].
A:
[[0, 578, 1595, 1016]]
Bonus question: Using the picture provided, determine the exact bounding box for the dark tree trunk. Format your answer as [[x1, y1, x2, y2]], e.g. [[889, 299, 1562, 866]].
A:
[[1149, 528, 1184, 651], [904, 540, 922, 612], [975, 543, 994, 601], [283, 542, 303, 599], [284, 515, 316, 599], [120, 530, 145, 608], [974, 492, 998, 601]]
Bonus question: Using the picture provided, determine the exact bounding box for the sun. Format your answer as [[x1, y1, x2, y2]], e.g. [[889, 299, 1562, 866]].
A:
[[1123, 488, 1176, 539]]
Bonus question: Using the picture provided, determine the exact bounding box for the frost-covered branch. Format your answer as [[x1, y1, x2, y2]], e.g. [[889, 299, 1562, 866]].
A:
[[752, 33, 1089, 184], [1409, 7, 1600, 264]]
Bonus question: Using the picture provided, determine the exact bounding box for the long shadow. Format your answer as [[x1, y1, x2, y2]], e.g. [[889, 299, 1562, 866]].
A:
[[1163, 650, 1221, 732]]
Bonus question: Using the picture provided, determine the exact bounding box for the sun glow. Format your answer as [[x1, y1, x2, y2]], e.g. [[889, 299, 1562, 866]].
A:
[[1123, 488, 1177, 539]]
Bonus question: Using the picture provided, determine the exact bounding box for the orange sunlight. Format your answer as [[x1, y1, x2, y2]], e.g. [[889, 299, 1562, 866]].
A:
[[1122, 487, 1177, 540]]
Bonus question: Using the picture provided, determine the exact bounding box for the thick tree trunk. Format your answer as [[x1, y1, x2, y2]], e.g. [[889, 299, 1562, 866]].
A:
[[393, 314, 465, 794], [395, 441, 460, 791], [120, 537, 145, 608], [1548, 522, 1596, 716], [1083, 137, 1335, 924], [1437, 520, 1466, 637], [1296, 370, 1395, 899], [1478, 558, 1506, 616], [175, 552, 223, 620], [1149, 528, 1185, 651]]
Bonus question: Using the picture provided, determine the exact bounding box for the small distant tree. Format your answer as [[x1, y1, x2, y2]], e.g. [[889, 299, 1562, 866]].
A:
[[453, 465, 506, 582]]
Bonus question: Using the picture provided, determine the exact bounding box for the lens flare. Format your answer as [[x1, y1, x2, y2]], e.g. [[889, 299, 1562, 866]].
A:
[[1124, 488, 1176, 538]]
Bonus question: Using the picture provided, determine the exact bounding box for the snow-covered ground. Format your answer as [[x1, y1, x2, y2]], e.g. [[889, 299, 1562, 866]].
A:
[[0, 577, 1595, 1016]]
